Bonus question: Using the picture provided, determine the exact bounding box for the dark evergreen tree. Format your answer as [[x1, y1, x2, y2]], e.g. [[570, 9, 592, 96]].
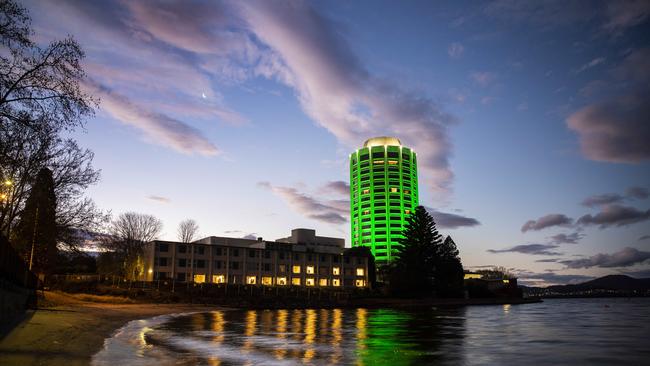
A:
[[435, 236, 465, 297], [12, 168, 57, 275], [389, 206, 442, 297]]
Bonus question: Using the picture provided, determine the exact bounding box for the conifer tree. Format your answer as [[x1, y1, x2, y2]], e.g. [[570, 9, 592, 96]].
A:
[[12, 168, 57, 275], [390, 206, 443, 296], [436, 236, 465, 297]]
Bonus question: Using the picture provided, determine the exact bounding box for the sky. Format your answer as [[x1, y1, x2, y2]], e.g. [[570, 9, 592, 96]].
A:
[[23, 0, 650, 286]]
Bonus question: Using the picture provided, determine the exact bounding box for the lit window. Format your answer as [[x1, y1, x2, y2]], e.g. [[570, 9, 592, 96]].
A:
[[213, 274, 225, 283], [332, 267, 340, 275], [292, 265, 301, 274], [363, 210, 370, 215], [291, 278, 301, 286], [279, 264, 286, 273], [362, 189, 370, 194], [356, 268, 365, 276], [306, 266, 315, 274], [306, 278, 315, 286], [388, 160, 398, 165], [404, 189, 411, 194], [277, 277, 287, 285], [246, 276, 257, 285], [503, 279, 510, 284], [319, 278, 328, 286], [405, 209, 411, 214], [332, 279, 341, 287], [262, 276, 273, 286], [390, 187, 398, 193], [193, 274, 206, 283], [373, 160, 384, 164], [355, 279, 365, 287]]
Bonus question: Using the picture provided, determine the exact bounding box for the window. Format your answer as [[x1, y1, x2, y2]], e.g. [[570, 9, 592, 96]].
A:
[[246, 276, 257, 285], [178, 258, 186, 268], [248, 249, 256, 258], [261, 276, 273, 286], [216, 247, 223, 256], [356, 268, 365, 276], [279, 252, 285, 260], [306, 265, 315, 274], [264, 251, 271, 259], [320, 255, 326, 262], [195, 246, 205, 255], [195, 259, 205, 268], [319, 278, 328, 286], [404, 189, 411, 194], [157, 243, 169, 252], [372, 151, 384, 158], [213, 274, 225, 283], [193, 274, 206, 283], [177, 273, 186, 282], [390, 187, 398, 193], [292, 265, 301, 274], [332, 279, 341, 287], [279, 264, 286, 273], [363, 210, 370, 215], [387, 151, 399, 158], [388, 160, 398, 165], [291, 278, 301, 286], [405, 209, 411, 214], [263, 263, 271, 271], [355, 279, 366, 287], [157, 257, 168, 266], [277, 277, 287, 285], [214, 260, 222, 269], [362, 189, 370, 194], [178, 245, 187, 253], [230, 261, 240, 270], [333, 256, 340, 263], [332, 267, 340, 275], [293, 253, 300, 260], [306, 278, 315, 286], [232, 249, 239, 257]]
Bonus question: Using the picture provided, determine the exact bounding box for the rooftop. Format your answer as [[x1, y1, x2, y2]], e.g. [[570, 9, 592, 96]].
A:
[[363, 136, 402, 148]]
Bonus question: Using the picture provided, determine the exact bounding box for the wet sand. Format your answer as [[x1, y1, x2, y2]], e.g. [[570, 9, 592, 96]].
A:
[[0, 292, 223, 366]]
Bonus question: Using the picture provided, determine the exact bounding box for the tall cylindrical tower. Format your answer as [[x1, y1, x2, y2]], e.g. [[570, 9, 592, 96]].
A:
[[350, 137, 419, 265]]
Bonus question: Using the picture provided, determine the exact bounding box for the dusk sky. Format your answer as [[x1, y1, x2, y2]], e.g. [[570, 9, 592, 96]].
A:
[[23, 0, 650, 286]]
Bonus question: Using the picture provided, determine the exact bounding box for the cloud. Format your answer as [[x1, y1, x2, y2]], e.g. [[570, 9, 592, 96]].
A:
[[470, 71, 496, 87], [487, 244, 562, 256], [424, 207, 481, 229], [147, 195, 171, 203], [447, 42, 464, 58], [602, 0, 650, 33], [567, 49, 650, 164], [258, 181, 348, 225], [85, 81, 219, 156], [241, 233, 258, 240], [582, 193, 624, 207], [639, 235, 650, 241], [239, 1, 456, 193], [515, 270, 594, 287], [626, 186, 649, 200], [620, 268, 650, 278], [320, 181, 350, 196], [535, 258, 559, 263], [559, 247, 650, 268], [577, 204, 650, 228], [575, 57, 606, 73], [549, 232, 584, 244], [521, 214, 573, 232]]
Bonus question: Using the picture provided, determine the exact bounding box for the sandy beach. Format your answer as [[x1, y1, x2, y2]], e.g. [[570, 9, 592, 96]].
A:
[[0, 292, 223, 366]]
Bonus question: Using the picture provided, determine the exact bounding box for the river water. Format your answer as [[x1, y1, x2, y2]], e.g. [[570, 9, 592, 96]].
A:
[[92, 298, 650, 365]]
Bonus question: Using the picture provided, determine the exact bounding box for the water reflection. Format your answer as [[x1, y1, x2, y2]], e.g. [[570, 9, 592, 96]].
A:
[[152, 307, 467, 365]]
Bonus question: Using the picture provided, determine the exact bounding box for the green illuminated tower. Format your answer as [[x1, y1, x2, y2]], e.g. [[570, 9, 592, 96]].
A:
[[350, 137, 419, 265]]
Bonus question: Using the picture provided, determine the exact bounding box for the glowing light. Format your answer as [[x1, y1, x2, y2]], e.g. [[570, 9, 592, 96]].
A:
[[292, 265, 301, 274]]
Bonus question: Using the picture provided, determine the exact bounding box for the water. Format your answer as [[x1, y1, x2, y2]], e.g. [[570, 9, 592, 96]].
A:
[[92, 298, 650, 365]]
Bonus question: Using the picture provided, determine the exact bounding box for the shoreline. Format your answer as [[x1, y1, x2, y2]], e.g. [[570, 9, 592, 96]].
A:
[[0, 291, 539, 366]]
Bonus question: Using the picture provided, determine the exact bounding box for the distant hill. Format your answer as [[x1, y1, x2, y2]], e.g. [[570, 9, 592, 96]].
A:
[[523, 275, 650, 297]]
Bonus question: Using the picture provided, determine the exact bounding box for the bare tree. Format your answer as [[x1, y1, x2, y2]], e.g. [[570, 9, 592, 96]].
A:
[[0, 0, 104, 247], [177, 219, 199, 243], [104, 212, 163, 280]]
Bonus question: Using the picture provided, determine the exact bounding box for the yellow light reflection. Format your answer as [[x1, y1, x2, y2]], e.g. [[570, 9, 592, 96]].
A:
[[303, 309, 317, 363], [330, 309, 343, 364], [503, 304, 511, 314], [274, 310, 288, 360], [242, 310, 257, 352], [356, 308, 367, 349]]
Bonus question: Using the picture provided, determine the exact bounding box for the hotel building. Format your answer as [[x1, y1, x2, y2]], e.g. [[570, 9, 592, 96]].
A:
[[350, 137, 419, 264], [141, 228, 370, 289]]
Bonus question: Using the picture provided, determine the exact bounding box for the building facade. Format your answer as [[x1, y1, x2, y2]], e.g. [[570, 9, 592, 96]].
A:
[[141, 229, 370, 289], [350, 137, 419, 265]]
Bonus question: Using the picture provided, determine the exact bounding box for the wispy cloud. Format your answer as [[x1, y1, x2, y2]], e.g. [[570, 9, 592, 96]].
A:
[[258, 181, 348, 225], [147, 195, 171, 204], [488, 243, 562, 256], [559, 247, 650, 268], [582, 186, 649, 207], [470, 71, 496, 87], [575, 57, 606, 73], [319, 181, 350, 196], [521, 214, 573, 232], [447, 42, 464, 58], [549, 232, 584, 244], [424, 207, 481, 229], [86, 81, 219, 156]]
